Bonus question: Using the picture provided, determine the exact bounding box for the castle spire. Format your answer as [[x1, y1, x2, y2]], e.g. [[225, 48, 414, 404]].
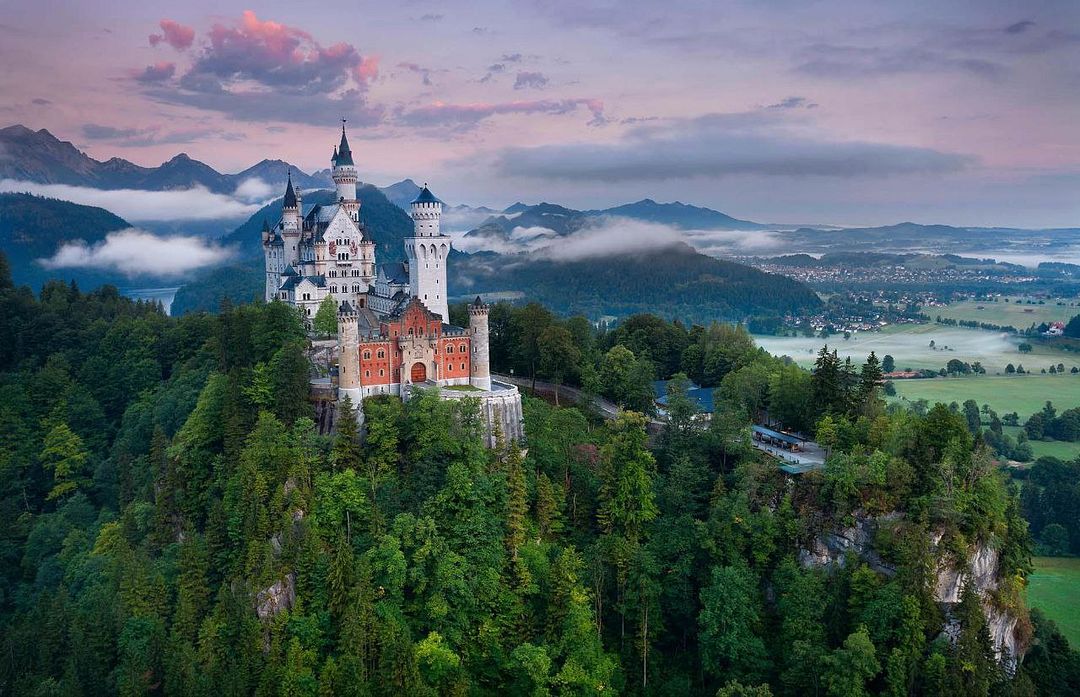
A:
[[283, 169, 298, 209], [336, 119, 354, 166]]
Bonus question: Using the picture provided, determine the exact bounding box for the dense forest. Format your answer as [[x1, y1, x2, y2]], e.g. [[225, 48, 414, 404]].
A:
[[2, 254, 1079, 695]]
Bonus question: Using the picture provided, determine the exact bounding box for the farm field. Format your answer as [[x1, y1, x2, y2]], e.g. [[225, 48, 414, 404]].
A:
[[1027, 556, 1080, 649], [933, 297, 1079, 328], [890, 374, 1080, 421], [755, 323, 1078, 377]]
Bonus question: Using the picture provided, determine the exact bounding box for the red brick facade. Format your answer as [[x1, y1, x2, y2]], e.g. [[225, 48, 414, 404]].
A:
[[356, 298, 471, 389]]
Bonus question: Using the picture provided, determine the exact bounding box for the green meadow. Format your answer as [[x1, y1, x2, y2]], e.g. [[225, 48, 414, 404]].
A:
[[933, 297, 1080, 329], [1027, 557, 1080, 648], [891, 374, 1080, 421]]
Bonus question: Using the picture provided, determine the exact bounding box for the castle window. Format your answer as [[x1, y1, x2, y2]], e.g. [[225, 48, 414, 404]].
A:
[[379, 369, 384, 377], [377, 350, 385, 358], [365, 370, 370, 378], [447, 345, 454, 353], [363, 351, 371, 360], [461, 363, 466, 370]]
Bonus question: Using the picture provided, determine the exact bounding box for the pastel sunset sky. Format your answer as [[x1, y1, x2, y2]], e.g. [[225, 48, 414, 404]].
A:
[[3, 0, 1079, 226]]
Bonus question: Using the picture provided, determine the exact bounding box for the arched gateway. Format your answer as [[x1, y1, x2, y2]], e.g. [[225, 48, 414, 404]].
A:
[[410, 362, 427, 383]]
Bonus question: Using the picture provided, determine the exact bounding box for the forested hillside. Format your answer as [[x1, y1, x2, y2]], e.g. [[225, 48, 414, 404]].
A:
[[452, 243, 822, 323], [0, 192, 131, 289], [3, 256, 1078, 695]]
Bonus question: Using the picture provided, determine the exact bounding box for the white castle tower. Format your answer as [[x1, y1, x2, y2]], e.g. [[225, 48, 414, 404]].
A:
[[331, 121, 359, 222], [468, 296, 491, 390], [404, 185, 450, 323]]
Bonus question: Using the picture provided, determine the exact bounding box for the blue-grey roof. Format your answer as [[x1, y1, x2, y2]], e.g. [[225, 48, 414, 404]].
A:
[[282, 265, 298, 277], [283, 172, 298, 208], [411, 185, 442, 205], [653, 379, 700, 401], [752, 425, 804, 445], [379, 261, 409, 285], [657, 386, 714, 414], [334, 125, 354, 167]]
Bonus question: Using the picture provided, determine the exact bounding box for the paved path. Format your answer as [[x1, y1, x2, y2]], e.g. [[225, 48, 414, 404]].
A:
[[492, 374, 624, 420]]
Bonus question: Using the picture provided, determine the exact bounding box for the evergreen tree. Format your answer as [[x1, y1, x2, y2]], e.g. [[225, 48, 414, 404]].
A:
[[39, 421, 89, 501]]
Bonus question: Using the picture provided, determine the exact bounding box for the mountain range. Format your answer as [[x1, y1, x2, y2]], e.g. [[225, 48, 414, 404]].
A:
[[0, 125, 331, 194]]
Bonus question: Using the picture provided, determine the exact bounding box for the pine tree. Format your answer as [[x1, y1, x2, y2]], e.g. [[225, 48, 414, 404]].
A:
[[39, 421, 89, 501], [332, 395, 362, 472], [535, 472, 564, 541]]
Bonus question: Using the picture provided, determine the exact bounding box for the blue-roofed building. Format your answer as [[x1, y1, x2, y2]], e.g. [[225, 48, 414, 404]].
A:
[[654, 378, 715, 419]]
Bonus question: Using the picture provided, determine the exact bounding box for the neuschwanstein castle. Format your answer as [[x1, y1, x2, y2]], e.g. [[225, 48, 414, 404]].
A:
[[262, 124, 523, 445]]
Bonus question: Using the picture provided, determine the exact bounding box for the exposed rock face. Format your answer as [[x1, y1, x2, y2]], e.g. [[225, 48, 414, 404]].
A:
[[931, 539, 1022, 671], [256, 573, 296, 620], [797, 513, 897, 576], [800, 513, 1025, 670]]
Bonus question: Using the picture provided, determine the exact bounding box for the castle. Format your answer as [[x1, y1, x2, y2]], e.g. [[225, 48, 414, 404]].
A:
[[262, 123, 523, 445]]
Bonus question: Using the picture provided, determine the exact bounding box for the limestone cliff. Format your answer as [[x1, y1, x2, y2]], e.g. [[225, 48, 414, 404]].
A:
[[799, 512, 1028, 670]]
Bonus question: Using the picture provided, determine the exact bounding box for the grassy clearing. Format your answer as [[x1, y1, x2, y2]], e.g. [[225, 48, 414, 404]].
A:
[[890, 374, 1080, 420], [1001, 426, 1080, 462], [934, 297, 1080, 328], [445, 384, 482, 392], [1027, 557, 1080, 648]]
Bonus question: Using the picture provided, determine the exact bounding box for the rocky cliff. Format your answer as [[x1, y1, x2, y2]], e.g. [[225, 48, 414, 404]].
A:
[[799, 512, 1027, 670]]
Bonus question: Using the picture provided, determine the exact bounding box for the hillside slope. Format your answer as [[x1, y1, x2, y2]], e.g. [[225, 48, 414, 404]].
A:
[[0, 192, 131, 288]]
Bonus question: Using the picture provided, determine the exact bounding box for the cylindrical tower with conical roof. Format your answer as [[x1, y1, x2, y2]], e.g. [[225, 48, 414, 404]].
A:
[[468, 296, 491, 390]]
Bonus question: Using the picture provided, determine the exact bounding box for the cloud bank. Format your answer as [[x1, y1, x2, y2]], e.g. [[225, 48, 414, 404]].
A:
[[39, 229, 233, 277], [456, 216, 789, 260], [494, 112, 973, 182], [0, 180, 260, 221]]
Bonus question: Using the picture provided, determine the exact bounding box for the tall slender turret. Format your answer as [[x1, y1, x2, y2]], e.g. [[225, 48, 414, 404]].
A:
[[331, 121, 359, 221], [338, 301, 361, 403], [281, 171, 301, 265], [404, 184, 450, 323], [468, 296, 491, 390]]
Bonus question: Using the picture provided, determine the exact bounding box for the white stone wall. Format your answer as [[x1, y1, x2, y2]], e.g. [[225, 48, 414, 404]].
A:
[[405, 200, 450, 323]]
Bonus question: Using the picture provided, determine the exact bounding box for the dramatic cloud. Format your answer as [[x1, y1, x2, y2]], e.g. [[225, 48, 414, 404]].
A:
[[139, 11, 381, 125], [514, 71, 549, 90], [399, 98, 604, 129], [493, 112, 974, 182], [136, 62, 177, 83], [149, 19, 195, 50], [0, 180, 260, 221], [39, 228, 232, 277]]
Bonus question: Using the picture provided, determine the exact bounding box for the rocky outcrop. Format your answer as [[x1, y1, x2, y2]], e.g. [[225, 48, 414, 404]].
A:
[[931, 537, 1022, 671], [800, 513, 1025, 670], [797, 513, 897, 576], [256, 573, 296, 620]]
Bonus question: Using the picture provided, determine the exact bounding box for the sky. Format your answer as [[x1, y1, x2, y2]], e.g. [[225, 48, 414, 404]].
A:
[[2, 0, 1080, 227]]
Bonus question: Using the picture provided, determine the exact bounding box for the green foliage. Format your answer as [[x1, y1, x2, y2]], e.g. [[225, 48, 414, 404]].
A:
[[0, 282, 1043, 696], [313, 296, 339, 336]]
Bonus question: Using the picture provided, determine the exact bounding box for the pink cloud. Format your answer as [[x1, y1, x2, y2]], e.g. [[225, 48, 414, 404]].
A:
[[191, 10, 377, 91], [149, 19, 195, 50], [136, 62, 177, 83]]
